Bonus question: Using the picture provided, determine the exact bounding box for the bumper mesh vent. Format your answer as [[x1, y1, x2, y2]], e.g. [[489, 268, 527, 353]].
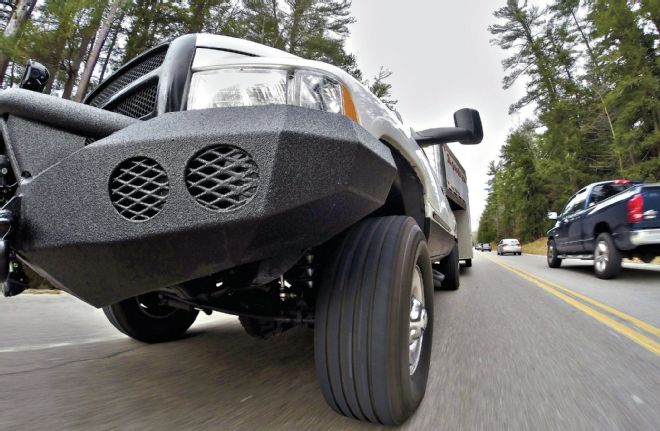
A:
[[109, 157, 169, 221], [87, 48, 166, 108], [109, 82, 158, 119], [185, 145, 259, 212]]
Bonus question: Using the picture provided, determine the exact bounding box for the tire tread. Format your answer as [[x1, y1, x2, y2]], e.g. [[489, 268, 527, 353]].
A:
[[315, 216, 432, 425]]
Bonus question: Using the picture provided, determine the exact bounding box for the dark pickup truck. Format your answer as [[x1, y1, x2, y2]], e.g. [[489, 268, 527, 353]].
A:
[[547, 180, 660, 279]]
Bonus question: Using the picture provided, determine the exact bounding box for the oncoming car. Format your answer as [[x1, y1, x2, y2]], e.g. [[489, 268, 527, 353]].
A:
[[497, 239, 521, 255]]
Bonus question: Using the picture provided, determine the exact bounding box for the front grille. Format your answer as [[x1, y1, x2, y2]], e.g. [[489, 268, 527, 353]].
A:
[[108, 83, 158, 119], [87, 47, 166, 108], [185, 145, 259, 212], [109, 157, 169, 222]]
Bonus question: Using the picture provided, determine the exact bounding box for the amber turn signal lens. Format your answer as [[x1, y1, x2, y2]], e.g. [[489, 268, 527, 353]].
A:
[[342, 85, 360, 123]]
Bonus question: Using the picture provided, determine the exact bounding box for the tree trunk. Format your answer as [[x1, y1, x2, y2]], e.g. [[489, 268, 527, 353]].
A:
[[122, 0, 158, 64], [569, 10, 616, 142], [61, 33, 94, 99], [287, 0, 311, 53], [75, 0, 122, 101], [0, 0, 37, 86], [99, 19, 121, 83], [8, 60, 14, 87]]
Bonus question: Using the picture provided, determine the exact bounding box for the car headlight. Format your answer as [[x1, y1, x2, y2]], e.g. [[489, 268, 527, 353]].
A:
[[187, 67, 359, 122]]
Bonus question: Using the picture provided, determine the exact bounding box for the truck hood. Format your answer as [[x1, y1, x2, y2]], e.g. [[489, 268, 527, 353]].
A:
[[195, 33, 298, 58]]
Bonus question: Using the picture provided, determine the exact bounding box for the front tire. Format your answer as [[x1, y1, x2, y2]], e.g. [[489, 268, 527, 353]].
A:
[[315, 216, 433, 425], [594, 233, 622, 279], [547, 239, 562, 268], [103, 292, 199, 343]]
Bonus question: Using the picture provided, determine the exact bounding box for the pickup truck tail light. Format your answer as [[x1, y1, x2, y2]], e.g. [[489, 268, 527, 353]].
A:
[[627, 194, 644, 222]]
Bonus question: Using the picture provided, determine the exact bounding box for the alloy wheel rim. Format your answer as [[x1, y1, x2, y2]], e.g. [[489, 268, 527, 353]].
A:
[[594, 241, 609, 273], [409, 265, 427, 375]]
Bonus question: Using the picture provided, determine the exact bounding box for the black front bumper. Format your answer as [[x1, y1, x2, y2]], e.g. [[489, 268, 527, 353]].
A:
[[0, 93, 395, 306]]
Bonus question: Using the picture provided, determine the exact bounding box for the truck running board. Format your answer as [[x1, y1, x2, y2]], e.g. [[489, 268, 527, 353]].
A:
[[558, 254, 594, 260]]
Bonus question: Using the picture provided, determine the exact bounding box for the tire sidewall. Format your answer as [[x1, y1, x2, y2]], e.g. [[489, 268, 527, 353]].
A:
[[396, 234, 434, 415], [547, 239, 561, 268], [105, 296, 198, 343], [594, 233, 621, 279]]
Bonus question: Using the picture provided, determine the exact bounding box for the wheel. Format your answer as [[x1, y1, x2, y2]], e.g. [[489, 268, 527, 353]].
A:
[[436, 242, 460, 290], [547, 239, 562, 268], [103, 292, 199, 343], [464, 259, 472, 268], [315, 216, 433, 425], [594, 233, 622, 279]]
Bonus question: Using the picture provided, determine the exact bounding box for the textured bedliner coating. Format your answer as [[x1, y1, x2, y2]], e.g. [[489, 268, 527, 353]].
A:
[[0, 88, 137, 138], [1, 105, 395, 307]]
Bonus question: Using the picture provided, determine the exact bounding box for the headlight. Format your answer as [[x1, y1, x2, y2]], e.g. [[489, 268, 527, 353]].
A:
[[187, 67, 359, 122]]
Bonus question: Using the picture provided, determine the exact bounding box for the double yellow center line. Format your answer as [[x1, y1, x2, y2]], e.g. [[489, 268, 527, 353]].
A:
[[486, 256, 660, 356]]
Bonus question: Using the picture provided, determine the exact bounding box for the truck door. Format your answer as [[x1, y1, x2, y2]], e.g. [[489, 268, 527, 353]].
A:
[[556, 188, 587, 253]]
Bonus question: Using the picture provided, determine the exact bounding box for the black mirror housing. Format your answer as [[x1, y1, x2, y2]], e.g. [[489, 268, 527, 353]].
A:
[[414, 108, 483, 147], [453, 108, 483, 145], [20, 60, 50, 93]]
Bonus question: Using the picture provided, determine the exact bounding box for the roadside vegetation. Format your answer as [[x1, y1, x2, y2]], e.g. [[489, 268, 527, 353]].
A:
[[478, 0, 659, 244], [0, 0, 396, 104], [522, 238, 548, 255]]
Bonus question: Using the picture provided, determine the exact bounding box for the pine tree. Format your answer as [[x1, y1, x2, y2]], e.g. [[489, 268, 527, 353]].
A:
[[74, 0, 124, 101], [0, 0, 38, 87], [589, 0, 660, 179], [489, 0, 559, 114], [241, 0, 361, 78], [367, 66, 397, 110]]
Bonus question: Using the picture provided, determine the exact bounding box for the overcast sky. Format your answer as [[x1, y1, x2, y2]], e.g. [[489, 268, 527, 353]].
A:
[[346, 0, 545, 229]]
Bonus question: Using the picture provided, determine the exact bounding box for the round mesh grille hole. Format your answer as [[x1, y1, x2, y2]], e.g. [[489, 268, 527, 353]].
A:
[[109, 157, 169, 221], [185, 145, 259, 212]]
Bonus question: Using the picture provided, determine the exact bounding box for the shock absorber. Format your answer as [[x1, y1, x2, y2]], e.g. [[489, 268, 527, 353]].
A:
[[0, 155, 16, 206], [282, 252, 316, 304], [0, 153, 26, 296], [0, 208, 26, 296]]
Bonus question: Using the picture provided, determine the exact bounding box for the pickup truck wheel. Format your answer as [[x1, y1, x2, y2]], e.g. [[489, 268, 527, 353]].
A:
[[103, 292, 199, 343], [594, 233, 622, 279], [436, 242, 460, 290], [315, 216, 433, 425], [547, 239, 562, 268], [464, 259, 472, 268]]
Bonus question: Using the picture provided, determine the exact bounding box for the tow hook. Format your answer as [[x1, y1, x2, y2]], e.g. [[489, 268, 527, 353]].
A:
[[0, 209, 27, 297]]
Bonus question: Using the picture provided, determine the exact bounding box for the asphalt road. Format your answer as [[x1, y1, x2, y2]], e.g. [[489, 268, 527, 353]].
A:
[[1, 253, 659, 431]]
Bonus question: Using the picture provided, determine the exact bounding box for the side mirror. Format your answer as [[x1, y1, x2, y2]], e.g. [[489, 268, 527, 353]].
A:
[[20, 60, 50, 93], [414, 108, 483, 146], [547, 212, 558, 220]]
